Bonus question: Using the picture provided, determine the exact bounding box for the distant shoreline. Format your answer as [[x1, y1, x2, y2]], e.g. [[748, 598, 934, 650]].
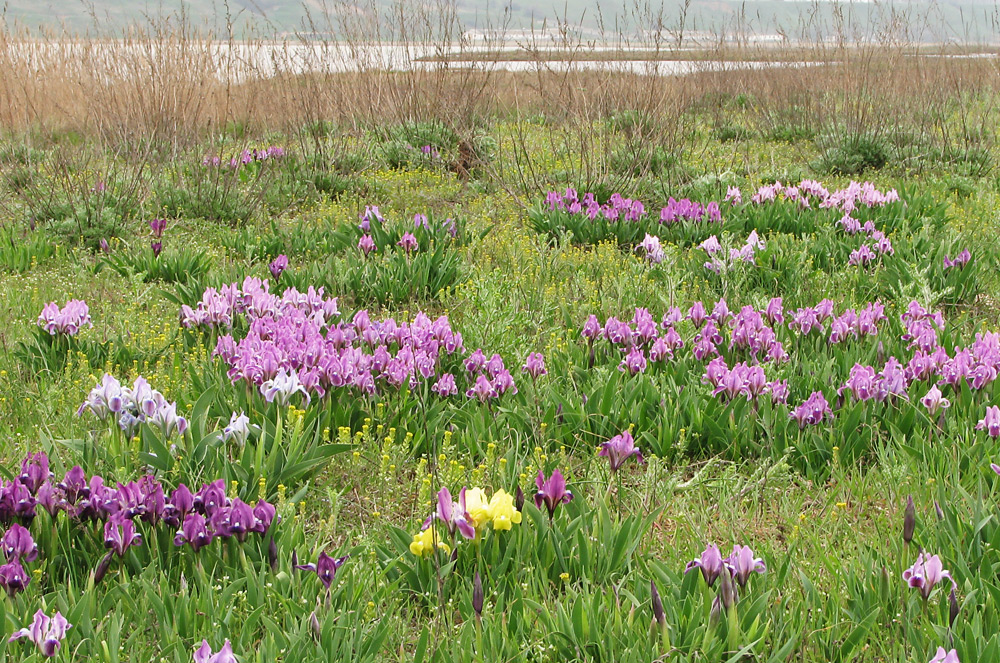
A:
[[415, 44, 1000, 64]]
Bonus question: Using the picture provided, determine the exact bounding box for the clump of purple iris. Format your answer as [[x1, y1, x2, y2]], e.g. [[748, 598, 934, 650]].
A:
[[295, 552, 349, 590], [534, 469, 573, 520], [748, 179, 898, 210], [183, 282, 512, 405], [77, 374, 187, 439], [9, 609, 71, 658], [37, 300, 92, 336], [464, 351, 517, 400], [943, 249, 971, 269], [599, 430, 643, 473]]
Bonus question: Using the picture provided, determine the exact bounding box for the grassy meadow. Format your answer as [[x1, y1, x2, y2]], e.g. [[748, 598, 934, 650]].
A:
[[1, 15, 1000, 663]]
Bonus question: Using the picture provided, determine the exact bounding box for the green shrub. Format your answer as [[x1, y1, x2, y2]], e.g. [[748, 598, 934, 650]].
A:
[[812, 133, 890, 175]]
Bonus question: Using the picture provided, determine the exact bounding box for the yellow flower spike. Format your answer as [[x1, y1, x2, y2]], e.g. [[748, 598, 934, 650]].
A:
[[560, 572, 570, 582]]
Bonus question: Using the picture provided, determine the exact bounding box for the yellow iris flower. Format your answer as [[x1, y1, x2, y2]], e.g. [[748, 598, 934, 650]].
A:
[[486, 489, 522, 531], [464, 487, 491, 529], [409, 528, 450, 557]]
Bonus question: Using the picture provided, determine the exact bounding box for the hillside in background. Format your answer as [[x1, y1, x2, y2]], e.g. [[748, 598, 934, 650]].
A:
[[2, 0, 1000, 41]]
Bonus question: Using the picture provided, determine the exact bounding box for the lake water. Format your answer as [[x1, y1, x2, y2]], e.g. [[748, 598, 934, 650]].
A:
[[3, 40, 816, 79]]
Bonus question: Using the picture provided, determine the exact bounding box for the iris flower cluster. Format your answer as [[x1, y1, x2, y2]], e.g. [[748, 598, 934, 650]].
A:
[[410, 485, 523, 556], [544, 187, 721, 225], [0, 452, 277, 594], [583, 296, 999, 432], [686, 543, 766, 616], [37, 299, 92, 336], [184, 278, 517, 405], [77, 374, 188, 439], [732, 179, 899, 212], [202, 146, 286, 168]]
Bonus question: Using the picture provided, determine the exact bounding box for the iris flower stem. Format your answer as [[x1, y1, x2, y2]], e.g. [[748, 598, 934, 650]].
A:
[[474, 615, 483, 663], [726, 603, 740, 654]]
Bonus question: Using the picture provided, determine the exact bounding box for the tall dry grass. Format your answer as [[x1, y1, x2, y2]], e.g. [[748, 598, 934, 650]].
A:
[[0, 0, 995, 183]]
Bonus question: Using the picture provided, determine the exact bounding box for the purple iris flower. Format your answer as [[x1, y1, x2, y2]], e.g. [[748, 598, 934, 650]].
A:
[[163, 484, 195, 527], [269, 254, 288, 280], [35, 483, 63, 518], [397, 232, 418, 253], [194, 639, 236, 663], [151, 241, 163, 258], [764, 297, 784, 326], [19, 453, 50, 494], [1, 524, 38, 562], [464, 349, 487, 375], [104, 514, 142, 557], [687, 302, 708, 328], [59, 466, 87, 503], [358, 234, 377, 256], [534, 469, 573, 519], [903, 552, 956, 600], [790, 391, 833, 429], [8, 609, 71, 658], [726, 545, 766, 588], [10, 481, 36, 522], [582, 315, 602, 340], [943, 250, 971, 269], [522, 352, 547, 379], [466, 375, 497, 402], [619, 347, 647, 375], [424, 487, 476, 539], [295, 552, 349, 590], [253, 500, 277, 534], [928, 648, 960, 663], [221, 499, 256, 542], [431, 373, 458, 397], [174, 513, 213, 552], [0, 559, 29, 596], [685, 543, 725, 586], [599, 430, 643, 473], [977, 406, 1000, 438], [839, 364, 879, 402], [195, 479, 229, 516], [148, 218, 166, 238], [921, 386, 951, 417]]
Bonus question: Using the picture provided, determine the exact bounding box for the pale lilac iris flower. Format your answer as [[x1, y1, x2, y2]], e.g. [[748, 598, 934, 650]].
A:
[[9, 610, 71, 658]]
